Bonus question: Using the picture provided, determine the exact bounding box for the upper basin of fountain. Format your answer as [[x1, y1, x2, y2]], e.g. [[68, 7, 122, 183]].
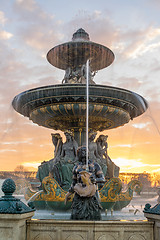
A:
[[47, 28, 115, 71]]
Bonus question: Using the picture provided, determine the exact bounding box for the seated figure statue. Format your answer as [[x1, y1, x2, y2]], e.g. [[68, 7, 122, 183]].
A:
[[51, 133, 63, 164], [51, 130, 78, 189], [65, 146, 105, 220], [88, 131, 107, 177], [96, 135, 120, 178], [36, 133, 63, 183], [62, 64, 96, 84]]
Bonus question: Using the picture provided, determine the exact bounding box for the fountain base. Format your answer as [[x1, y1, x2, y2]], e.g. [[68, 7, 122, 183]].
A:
[[24, 176, 142, 212]]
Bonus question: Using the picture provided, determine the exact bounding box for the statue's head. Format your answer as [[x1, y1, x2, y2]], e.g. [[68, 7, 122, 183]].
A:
[[51, 133, 62, 139], [77, 146, 87, 162], [88, 130, 97, 141], [64, 130, 73, 140], [51, 133, 62, 144], [98, 134, 108, 142]]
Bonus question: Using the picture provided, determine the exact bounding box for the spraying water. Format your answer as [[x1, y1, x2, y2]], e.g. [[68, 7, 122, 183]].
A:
[[86, 60, 90, 170], [27, 190, 43, 203], [147, 106, 160, 136]]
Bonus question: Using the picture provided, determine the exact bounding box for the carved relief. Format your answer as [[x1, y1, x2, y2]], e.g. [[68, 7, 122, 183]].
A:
[[33, 233, 54, 240], [97, 234, 116, 240], [65, 234, 84, 240], [128, 234, 146, 240]]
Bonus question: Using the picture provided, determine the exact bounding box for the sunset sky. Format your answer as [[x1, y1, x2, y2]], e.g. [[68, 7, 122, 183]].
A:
[[0, 0, 160, 173]]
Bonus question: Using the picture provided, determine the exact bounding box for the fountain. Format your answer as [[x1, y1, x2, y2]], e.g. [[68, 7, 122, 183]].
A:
[[12, 28, 148, 214]]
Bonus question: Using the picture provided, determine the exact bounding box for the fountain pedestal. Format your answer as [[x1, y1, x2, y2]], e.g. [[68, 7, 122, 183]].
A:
[[144, 203, 160, 240], [0, 212, 34, 240], [0, 179, 35, 240]]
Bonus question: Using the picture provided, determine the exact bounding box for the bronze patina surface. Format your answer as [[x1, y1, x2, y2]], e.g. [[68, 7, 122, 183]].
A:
[[12, 84, 147, 133], [47, 28, 114, 71]]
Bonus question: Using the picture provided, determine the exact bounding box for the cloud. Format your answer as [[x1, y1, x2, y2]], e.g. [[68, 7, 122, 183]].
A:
[[23, 161, 41, 169], [0, 11, 12, 40], [153, 168, 160, 173], [0, 11, 7, 25], [68, 10, 160, 61], [0, 149, 17, 153], [67, 17, 159, 63], [1, 139, 33, 145], [117, 77, 143, 91], [132, 122, 151, 129], [0, 30, 13, 39], [63, 10, 119, 48], [113, 157, 160, 172], [111, 144, 133, 148], [114, 26, 160, 59], [13, 0, 63, 52], [15, 0, 37, 12], [148, 0, 160, 8], [113, 157, 143, 168]]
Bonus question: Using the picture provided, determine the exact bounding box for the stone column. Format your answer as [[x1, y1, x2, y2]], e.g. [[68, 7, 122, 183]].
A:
[[0, 178, 35, 240]]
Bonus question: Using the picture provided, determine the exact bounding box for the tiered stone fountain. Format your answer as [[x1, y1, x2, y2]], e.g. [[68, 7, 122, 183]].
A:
[[12, 28, 148, 212]]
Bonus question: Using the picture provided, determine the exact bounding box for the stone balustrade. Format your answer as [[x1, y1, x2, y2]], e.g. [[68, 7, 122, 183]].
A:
[[26, 219, 153, 240]]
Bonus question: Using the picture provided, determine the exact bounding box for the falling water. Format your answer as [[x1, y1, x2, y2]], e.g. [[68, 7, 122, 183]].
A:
[[86, 60, 90, 169], [147, 106, 160, 136], [27, 190, 43, 203]]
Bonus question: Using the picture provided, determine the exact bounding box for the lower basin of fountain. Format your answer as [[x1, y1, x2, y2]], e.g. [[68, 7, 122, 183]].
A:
[[25, 176, 143, 214], [31, 192, 157, 221]]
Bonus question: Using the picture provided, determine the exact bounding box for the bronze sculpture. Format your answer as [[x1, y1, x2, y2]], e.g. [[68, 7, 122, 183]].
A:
[[96, 135, 120, 178], [65, 146, 105, 220], [51, 130, 78, 189]]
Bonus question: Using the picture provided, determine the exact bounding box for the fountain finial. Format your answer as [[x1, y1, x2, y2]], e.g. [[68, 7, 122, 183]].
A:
[[72, 28, 90, 41], [0, 178, 35, 214], [2, 178, 16, 196]]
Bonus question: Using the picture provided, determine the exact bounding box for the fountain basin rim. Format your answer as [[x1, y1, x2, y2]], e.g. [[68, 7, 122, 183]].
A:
[[12, 84, 148, 131], [12, 83, 148, 104], [12, 84, 148, 115], [47, 40, 115, 71]]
